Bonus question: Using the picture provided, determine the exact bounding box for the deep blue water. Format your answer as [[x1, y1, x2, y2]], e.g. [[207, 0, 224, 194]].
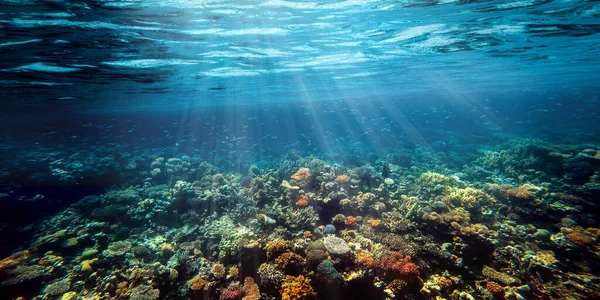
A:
[[1, 0, 598, 152]]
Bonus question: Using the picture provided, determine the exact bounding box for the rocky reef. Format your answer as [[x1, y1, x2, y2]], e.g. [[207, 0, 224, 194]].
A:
[[0, 139, 599, 300]]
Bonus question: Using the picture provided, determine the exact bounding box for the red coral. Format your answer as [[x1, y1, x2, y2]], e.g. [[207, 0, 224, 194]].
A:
[[486, 281, 503, 295], [373, 252, 420, 280], [220, 284, 244, 300], [566, 231, 597, 247], [398, 259, 419, 278]]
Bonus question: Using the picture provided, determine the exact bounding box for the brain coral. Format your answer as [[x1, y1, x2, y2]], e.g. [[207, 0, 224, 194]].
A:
[[323, 236, 350, 255]]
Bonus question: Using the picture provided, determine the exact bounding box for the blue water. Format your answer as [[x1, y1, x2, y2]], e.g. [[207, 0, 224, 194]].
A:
[[1, 0, 600, 299]]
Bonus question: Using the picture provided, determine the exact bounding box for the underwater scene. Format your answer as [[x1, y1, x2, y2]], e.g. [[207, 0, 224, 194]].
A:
[[1, 0, 600, 299]]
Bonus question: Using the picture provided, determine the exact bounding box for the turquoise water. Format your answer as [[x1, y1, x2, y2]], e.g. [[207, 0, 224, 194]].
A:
[[0, 1, 599, 299]]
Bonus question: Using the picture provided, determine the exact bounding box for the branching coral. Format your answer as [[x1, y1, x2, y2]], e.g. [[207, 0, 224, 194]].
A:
[[282, 207, 319, 230], [416, 172, 452, 197], [443, 187, 494, 210]]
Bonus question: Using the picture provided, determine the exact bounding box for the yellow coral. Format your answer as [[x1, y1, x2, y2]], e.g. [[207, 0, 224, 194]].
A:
[[280, 275, 316, 300], [189, 275, 207, 291], [211, 263, 226, 279], [417, 172, 450, 186], [367, 219, 382, 228], [443, 187, 494, 209], [160, 243, 175, 254], [60, 291, 79, 300], [81, 259, 95, 273], [228, 266, 239, 280]]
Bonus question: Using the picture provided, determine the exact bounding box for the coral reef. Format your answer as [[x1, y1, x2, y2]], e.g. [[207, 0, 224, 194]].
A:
[[1, 139, 600, 300]]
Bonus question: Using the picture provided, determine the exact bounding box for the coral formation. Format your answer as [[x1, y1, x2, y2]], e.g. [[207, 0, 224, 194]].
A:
[[2, 138, 600, 300], [280, 275, 316, 300]]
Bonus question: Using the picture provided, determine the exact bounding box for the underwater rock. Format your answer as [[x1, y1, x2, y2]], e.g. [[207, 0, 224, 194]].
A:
[[79, 248, 98, 261]]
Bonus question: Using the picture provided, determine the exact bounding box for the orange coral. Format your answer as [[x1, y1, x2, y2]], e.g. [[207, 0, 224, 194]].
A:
[[291, 168, 312, 186], [486, 281, 503, 295], [242, 277, 260, 300], [355, 251, 374, 268], [116, 281, 129, 297], [437, 276, 452, 290], [335, 175, 351, 184], [280, 275, 316, 300], [264, 239, 290, 259], [303, 231, 313, 240], [344, 216, 356, 226], [296, 194, 309, 208], [367, 219, 381, 228]]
